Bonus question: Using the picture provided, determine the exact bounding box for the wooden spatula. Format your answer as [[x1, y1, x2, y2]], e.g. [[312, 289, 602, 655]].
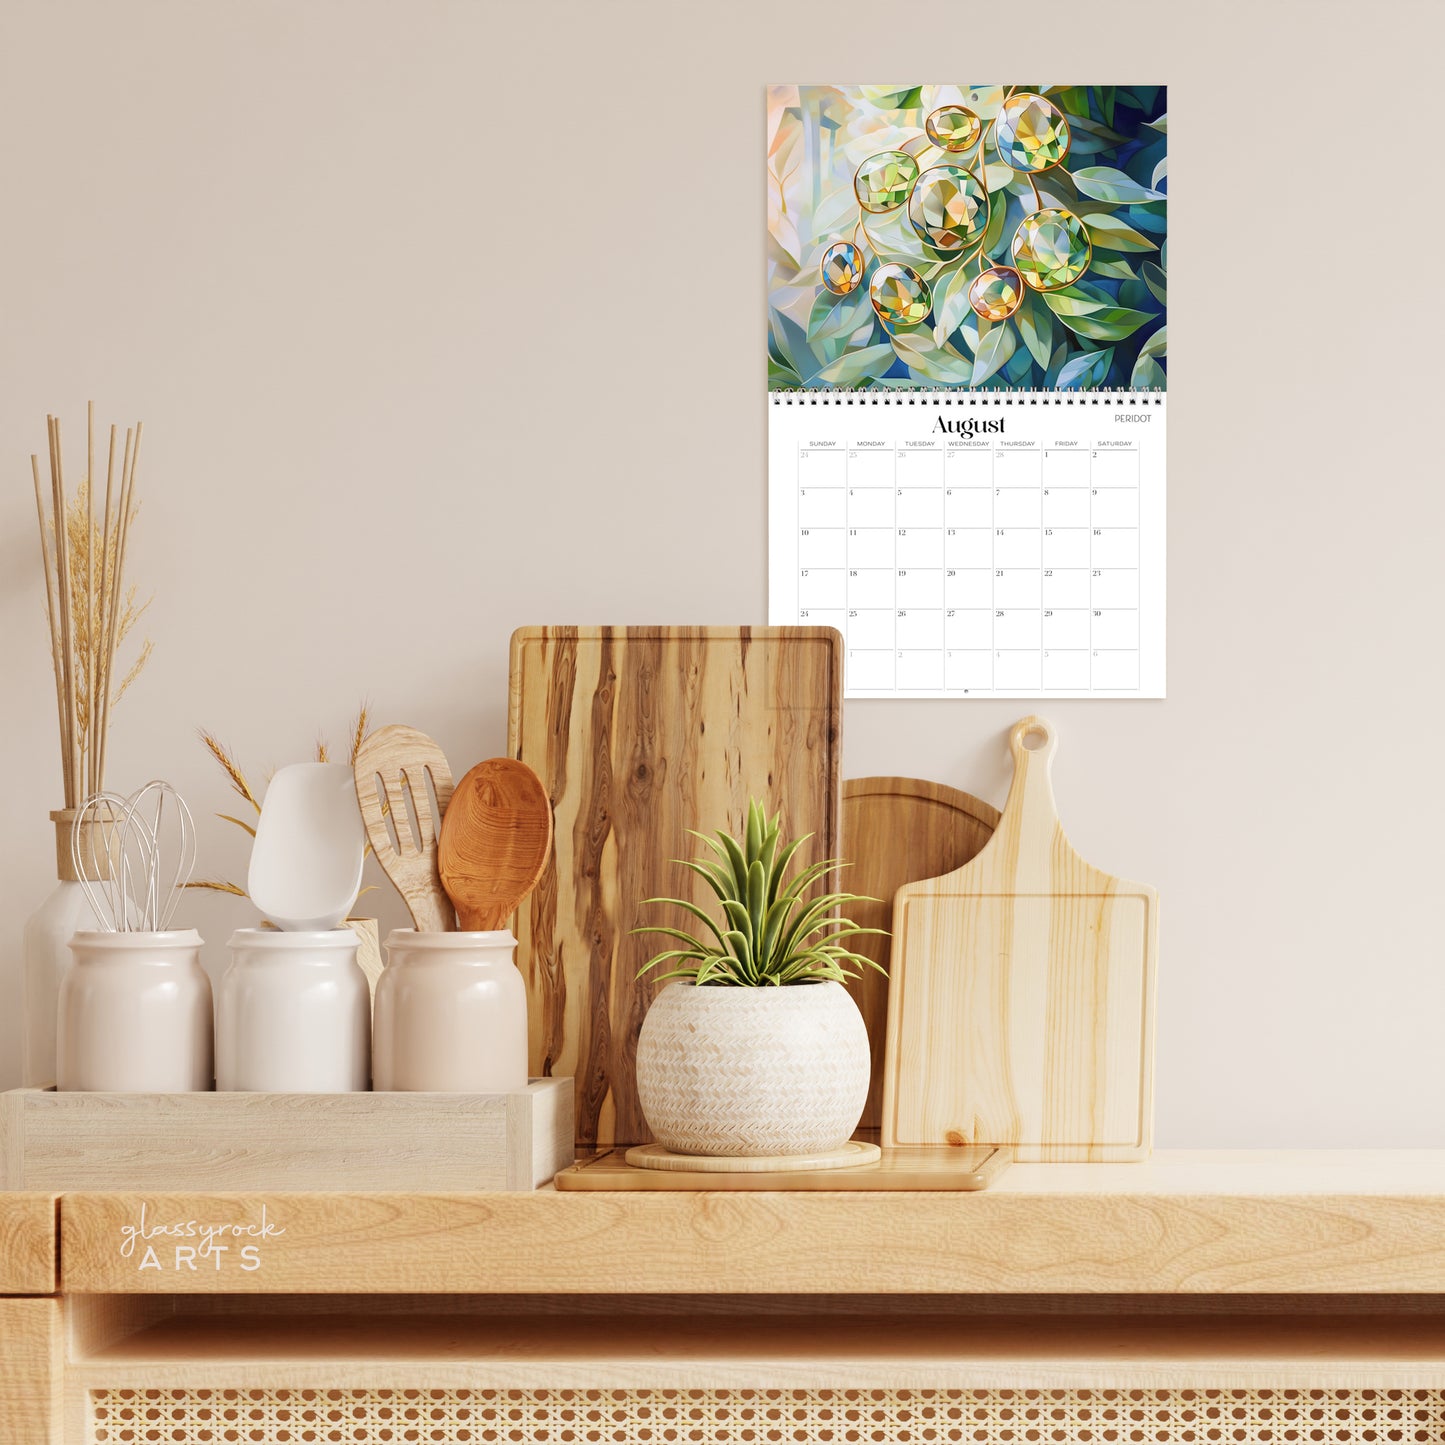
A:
[[438, 758, 553, 932], [353, 725, 456, 932]]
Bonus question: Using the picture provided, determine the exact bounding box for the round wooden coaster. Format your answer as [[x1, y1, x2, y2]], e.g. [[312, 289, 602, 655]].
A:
[[624, 1141, 882, 1174]]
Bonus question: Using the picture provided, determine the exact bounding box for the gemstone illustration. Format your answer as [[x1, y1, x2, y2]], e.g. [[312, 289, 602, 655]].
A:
[[925, 105, 982, 152], [907, 165, 989, 252], [869, 263, 931, 326], [1011, 208, 1092, 290], [968, 265, 1024, 321], [854, 151, 920, 213], [820, 241, 865, 296], [995, 93, 1071, 172]]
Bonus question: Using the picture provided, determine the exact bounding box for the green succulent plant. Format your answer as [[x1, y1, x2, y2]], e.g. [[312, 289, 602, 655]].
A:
[[633, 799, 887, 986]]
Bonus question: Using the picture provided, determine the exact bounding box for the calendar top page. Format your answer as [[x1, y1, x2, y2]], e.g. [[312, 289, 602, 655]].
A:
[[766, 86, 1167, 394]]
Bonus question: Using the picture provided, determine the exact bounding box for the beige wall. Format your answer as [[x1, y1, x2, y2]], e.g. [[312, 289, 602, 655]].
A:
[[2, 0, 1441, 1145]]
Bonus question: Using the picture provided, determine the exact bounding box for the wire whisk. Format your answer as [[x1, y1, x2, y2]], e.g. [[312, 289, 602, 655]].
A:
[[72, 782, 197, 931]]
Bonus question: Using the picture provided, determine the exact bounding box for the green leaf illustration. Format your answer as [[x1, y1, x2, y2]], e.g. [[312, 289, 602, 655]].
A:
[[1083, 213, 1158, 253], [890, 330, 974, 384], [1015, 288, 1054, 370], [814, 342, 896, 387], [1142, 260, 1167, 306], [1071, 166, 1166, 204], [1056, 347, 1114, 390], [807, 287, 872, 343], [1131, 353, 1166, 390], [970, 322, 1017, 387]]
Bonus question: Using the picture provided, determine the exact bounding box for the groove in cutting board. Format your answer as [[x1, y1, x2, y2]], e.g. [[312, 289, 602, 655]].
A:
[[882, 717, 1158, 1162], [508, 626, 843, 1147], [841, 777, 1000, 1133]]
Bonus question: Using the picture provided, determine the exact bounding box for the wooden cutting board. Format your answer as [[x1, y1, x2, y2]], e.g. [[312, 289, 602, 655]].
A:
[[553, 1143, 1009, 1191], [882, 717, 1158, 1161], [841, 777, 1000, 1133], [508, 625, 843, 1147]]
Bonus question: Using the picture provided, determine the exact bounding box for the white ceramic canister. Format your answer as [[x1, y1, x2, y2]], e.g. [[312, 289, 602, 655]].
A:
[[218, 929, 371, 1092], [57, 929, 213, 1092], [373, 930, 527, 1092]]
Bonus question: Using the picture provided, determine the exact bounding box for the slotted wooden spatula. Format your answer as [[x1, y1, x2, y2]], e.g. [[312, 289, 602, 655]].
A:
[[439, 758, 553, 932], [353, 725, 456, 932]]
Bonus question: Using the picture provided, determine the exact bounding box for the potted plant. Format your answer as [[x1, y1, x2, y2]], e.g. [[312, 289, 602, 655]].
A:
[[632, 800, 885, 1156]]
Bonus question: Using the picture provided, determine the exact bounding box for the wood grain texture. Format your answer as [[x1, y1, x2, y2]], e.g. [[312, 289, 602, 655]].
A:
[[1, 1082, 573, 1192], [0, 1298, 61, 1444], [842, 777, 999, 1131], [439, 758, 552, 931], [0, 1193, 57, 1294], [508, 626, 843, 1147], [56, 1305, 1445, 1390], [883, 718, 1158, 1161], [558, 1143, 1006, 1190], [352, 724, 456, 932], [56, 1152, 1445, 1295]]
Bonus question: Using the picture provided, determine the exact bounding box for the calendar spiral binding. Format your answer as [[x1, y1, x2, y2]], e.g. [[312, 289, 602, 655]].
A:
[[771, 385, 1164, 405]]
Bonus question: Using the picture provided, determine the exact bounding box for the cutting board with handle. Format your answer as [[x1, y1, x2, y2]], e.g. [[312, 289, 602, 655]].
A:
[[508, 625, 843, 1148], [841, 777, 1000, 1134], [882, 716, 1158, 1161]]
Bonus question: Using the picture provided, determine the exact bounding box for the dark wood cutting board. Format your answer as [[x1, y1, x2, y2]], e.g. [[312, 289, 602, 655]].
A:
[[841, 777, 1000, 1133], [507, 626, 843, 1147]]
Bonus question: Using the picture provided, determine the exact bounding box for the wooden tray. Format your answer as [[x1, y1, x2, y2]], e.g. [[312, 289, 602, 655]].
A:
[[883, 717, 1158, 1161], [842, 777, 1000, 1131], [554, 1143, 1009, 1191], [0, 1080, 574, 1191], [508, 625, 843, 1148]]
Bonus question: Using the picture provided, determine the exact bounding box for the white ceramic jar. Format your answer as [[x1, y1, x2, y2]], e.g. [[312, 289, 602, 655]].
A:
[[217, 929, 371, 1092], [58, 929, 213, 1092], [373, 930, 527, 1092]]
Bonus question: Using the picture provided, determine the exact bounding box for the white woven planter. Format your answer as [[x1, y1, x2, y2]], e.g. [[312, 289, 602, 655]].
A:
[[635, 980, 870, 1156]]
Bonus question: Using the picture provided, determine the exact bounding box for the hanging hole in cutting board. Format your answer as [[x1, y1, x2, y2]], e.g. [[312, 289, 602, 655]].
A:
[[1021, 727, 1049, 751]]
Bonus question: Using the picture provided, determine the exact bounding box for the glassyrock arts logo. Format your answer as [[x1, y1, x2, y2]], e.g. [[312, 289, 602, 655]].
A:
[[933, 415, 1005, 437], [118, 1201, 285, 1274]]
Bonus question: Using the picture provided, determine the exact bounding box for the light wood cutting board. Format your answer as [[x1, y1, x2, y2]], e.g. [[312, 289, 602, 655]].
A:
[[508, 625, 843, 1148], [841, 777, 1000, 1133], [882, 717, 1158, 1161], [554, 1143, 1009, 1191]]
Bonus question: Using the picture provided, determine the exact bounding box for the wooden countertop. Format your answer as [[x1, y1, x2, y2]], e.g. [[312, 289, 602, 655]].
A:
[[0, 1193, 57, 1294], [49, 1151, 1445, 1296]]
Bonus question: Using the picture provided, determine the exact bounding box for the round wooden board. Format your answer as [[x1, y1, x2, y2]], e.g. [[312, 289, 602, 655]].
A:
[[842, 777, 1000, 1132], [624, 1141, 882, 1174]]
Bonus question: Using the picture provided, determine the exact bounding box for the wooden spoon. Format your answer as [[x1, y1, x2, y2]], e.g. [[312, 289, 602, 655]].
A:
[[438, 758, 553, 932], [353, 725, 456, 932]]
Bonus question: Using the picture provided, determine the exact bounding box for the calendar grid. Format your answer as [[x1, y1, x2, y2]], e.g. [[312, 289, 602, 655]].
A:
[[775, 396, 1165, 700]]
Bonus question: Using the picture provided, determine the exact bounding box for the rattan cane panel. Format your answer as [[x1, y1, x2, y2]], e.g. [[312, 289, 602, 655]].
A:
[[89, 1387, 1445, 1443]]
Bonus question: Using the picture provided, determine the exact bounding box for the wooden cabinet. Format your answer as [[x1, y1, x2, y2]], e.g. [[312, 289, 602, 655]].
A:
[[6, 1156, 1445, 1442]]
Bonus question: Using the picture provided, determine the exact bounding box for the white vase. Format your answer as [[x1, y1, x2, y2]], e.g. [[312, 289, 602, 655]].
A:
[[217, 929, 371, 1092], [57, 929, 213, 1092], [23, 808, 108, 1086], [373, 930, 527, 1092], [635, 980, 871, 1155]]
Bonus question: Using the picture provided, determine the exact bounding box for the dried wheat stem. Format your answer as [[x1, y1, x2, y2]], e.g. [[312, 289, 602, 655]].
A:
[[98, 424, 139, 791], [85, 400, 96, 795], [31, 456, 68, 796], [95, 424, 118, 792], [48, 416, 79, 807]]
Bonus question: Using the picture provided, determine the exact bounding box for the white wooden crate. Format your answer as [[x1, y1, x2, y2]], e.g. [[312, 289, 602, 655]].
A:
[[0, 1080, 574, 1191]]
